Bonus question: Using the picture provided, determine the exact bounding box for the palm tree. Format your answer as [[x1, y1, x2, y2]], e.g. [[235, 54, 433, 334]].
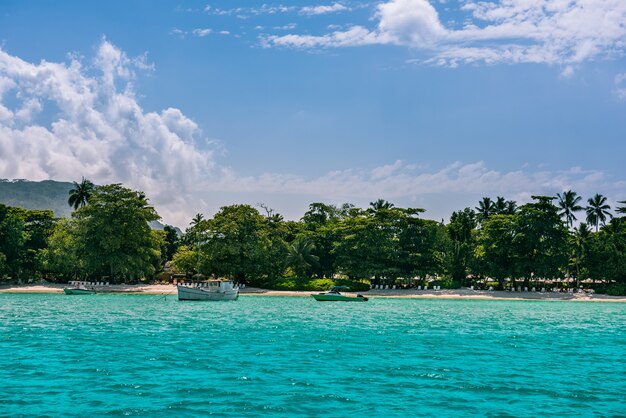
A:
[[585, 194, 612, 232], [504, 200, 518, 215], [494, 196, 507, 214], [67, 177, 95, 209], [190, 213, 204, 228], [616, 200, 626, 216], [475, 197, 495, 222], [570, 223, 591, 286], [286, 237, 319, 278], [369, 199, 394, 211], [556, 190, 583, 228]]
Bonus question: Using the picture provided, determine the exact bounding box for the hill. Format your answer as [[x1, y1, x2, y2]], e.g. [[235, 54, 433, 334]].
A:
[[0, 179, 177, 232], [0, 179, 74, 217]]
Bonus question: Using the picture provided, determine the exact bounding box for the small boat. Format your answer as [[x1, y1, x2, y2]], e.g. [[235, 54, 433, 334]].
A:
[[177, 280, 239, 301], [63, 285, 96, 295], [312, 286, 368, 302]]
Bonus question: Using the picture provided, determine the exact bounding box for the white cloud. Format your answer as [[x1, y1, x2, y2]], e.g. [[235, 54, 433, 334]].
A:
[[300, 3, 349, 15], [169, 28, 187, 38], [192, 28, 212, 37], [265, 0, 626, 67], [274, 23, 297, 30], [615, 71, 626, 99], [1, 41, 623, 226], [0, 41, 214, 226]]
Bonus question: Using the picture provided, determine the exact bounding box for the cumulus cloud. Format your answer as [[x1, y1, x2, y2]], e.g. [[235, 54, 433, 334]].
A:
[[1, 41, 623, 226], [192, 28, 212, 37], [300, 3, 349, 15], [265, 0, 626, 67], [0, 40, 214, 226]]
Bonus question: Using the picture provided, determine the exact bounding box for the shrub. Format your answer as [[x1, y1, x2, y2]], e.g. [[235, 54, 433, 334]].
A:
[[606, 284, 626, 296], [261, 277, 370, 292]]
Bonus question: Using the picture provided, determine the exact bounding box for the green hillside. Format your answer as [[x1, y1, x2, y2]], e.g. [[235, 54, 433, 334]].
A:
[[0, 179, 74, 218], [0, 179, 174, 231]]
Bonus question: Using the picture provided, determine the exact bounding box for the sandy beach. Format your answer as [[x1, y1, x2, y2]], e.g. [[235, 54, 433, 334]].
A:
[[1, 283, 625, 302]]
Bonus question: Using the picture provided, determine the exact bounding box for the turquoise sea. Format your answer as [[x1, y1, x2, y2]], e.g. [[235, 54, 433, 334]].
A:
[[1, 294, 625, 417]]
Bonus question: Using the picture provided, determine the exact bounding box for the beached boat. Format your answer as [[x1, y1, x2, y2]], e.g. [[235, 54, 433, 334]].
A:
[[312, 286, 368, 302], [177, 280, 239, 301], [63, 286, 96, 295]]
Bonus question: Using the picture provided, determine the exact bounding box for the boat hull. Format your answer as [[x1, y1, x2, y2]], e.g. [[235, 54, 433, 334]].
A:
[[63, 287, 96, 295], [311, 294, 368, 302], [177, 285, 239, 301]]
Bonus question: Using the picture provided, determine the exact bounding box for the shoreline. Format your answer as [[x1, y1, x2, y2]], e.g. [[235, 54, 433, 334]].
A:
[[1, 283, 625, 302]]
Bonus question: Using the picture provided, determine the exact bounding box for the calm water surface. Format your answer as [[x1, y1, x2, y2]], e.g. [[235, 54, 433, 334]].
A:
[[0, 294, 624, 417]]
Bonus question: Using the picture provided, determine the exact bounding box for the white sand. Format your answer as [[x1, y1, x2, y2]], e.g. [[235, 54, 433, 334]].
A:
[[1, 283, 625, 302]]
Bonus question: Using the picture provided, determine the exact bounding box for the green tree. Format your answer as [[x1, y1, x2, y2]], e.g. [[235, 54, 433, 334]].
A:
[[504, 200, 518, 215], [200, 205, 270, 284], [557, 190, 583, 228], [0, 204, 26, 279], [72, 184, 161, 282], [171, 245, 200, 275], [446, 208, 477, 285], [301, 202, 350, 278], [39, 219, 84, 280], [286, 237, 319, 278], [397, 210, 447, 282], [473, 214, 517, 288], [476, 197, 495, 222], [569, 223, 591, 286], [616, 200, 626, 217], [67, 177, 95, 210], [333, 208, 400, 281], [513, 196, 568, 283], [369, 199, 394, 212], [161, 225, 180, 262], [586, 194, 612, 232]]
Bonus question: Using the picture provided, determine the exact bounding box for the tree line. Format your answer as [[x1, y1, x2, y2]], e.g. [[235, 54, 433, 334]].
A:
[[1, 178, 625, 294]]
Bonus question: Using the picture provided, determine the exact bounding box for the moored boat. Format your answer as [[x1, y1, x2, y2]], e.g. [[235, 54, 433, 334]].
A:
[[312, 286, 368, 302], [63, 286, 96, 295], [177, 280, 239, 301]]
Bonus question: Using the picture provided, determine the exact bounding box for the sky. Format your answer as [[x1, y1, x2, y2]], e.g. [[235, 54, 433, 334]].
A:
[[0, 0, 625, 227]]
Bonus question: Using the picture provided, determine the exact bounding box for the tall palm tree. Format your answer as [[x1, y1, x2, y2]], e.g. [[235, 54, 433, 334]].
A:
[[286, 237, 319, 278], [369, 199, 394, 211], [67, 177, 95, 210], [617, 200, 626, 216], [556, 190, 583, 228], [190, 213, 204, 228], [585, 194, 612, 232], [570, 223, 591, 286], [504, 200, 518, 215], [494, 196, 507, 214], [189, 213, 205, 273], [475, 197, 495, 222]]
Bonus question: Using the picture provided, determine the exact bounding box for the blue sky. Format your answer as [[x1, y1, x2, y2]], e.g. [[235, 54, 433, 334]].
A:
[[1, 1, 625, 226]]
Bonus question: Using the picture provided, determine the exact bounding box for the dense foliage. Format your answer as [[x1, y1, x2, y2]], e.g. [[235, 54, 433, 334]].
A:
[[1, 181, 625, 294]]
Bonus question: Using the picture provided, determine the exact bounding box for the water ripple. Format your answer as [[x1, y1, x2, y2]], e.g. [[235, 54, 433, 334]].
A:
[[0, 294, 624, 417]]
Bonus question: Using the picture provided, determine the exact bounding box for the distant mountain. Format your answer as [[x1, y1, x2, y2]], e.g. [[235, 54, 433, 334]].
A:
[[0, 179, 178, 233], [0, 179, 74, 217]]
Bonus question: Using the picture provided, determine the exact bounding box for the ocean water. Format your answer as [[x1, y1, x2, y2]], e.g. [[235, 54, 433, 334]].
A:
[[0, 294, 624, 417]]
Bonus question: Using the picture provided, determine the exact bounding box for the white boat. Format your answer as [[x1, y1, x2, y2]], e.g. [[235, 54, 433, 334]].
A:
[[177, 280, 239, 301]]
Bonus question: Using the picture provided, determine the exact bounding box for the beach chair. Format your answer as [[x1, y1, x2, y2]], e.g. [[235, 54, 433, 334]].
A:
[[531, 287, 536, 292]]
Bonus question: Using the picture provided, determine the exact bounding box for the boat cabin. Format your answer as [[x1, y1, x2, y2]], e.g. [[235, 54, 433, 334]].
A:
[[206, 280, 236, 291]]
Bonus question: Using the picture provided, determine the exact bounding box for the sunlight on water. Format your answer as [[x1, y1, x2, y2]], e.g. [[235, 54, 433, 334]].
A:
[[0, 294, 624, 417]]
